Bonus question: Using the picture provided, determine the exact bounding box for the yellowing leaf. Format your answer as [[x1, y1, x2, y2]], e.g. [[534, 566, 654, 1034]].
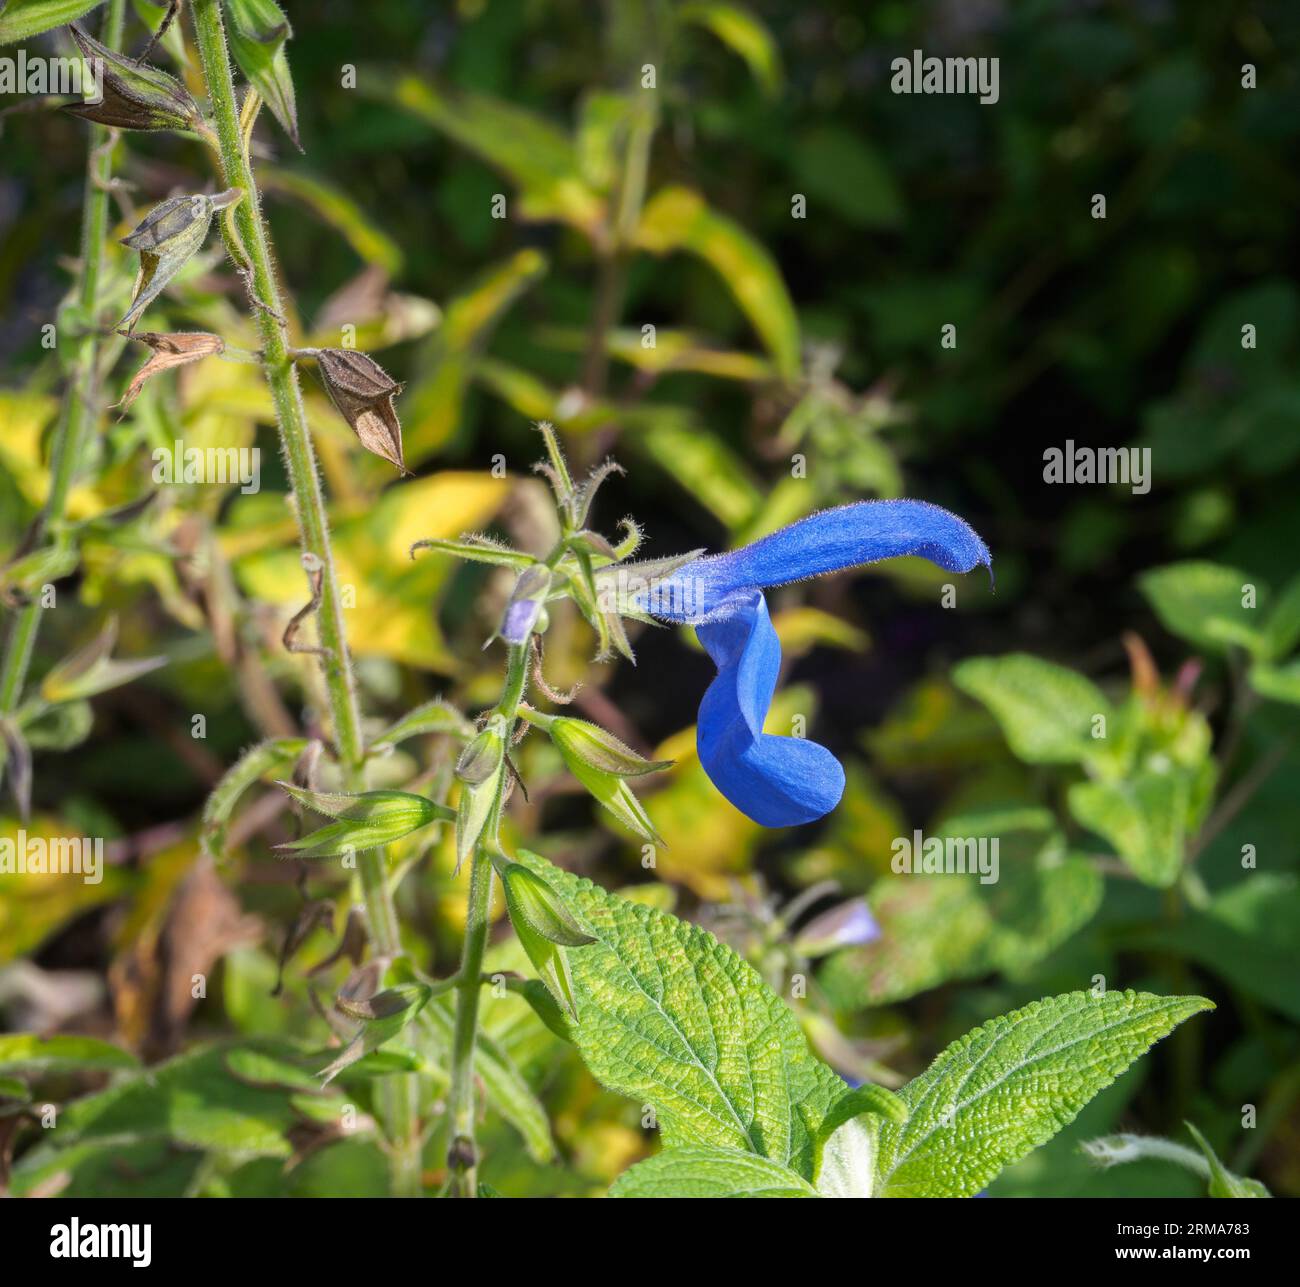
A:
[[385, 76, 605, 233], [233, 472, 508, 671], [403, 251, 548, 460], [634, 186, 800, 380]]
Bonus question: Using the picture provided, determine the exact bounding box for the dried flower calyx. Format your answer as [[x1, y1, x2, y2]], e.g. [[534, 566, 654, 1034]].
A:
[[66, 24, 204, 133], [118, 332, 226, 408], [118, 188, 243, 332], [307, 348, 407, 474]]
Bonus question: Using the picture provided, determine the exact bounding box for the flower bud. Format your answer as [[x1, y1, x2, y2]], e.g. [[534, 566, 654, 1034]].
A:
[[500, 855, 594, 1018], [313, 349, 406, 473], [454, 721, 506, 867], [500, 565, 553, 645], [500, 861, 594, 948], [274, 785, 450, 858], [550, 717, 672, 778], [791, 898, 880, 958], [66, 24, 204, 132], [455, 722, 506, 786]]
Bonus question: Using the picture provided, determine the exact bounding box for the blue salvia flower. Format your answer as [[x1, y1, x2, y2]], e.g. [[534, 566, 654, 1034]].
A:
[[623, 500, 991, 827]]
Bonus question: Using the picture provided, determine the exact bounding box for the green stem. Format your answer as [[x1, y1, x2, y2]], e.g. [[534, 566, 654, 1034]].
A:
[[190, 0, 419, 1195], [446, 644, 529, 1196], [0, 0, 128, 716]]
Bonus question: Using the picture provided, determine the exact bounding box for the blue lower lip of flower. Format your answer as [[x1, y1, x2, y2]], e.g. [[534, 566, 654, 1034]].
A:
[[697, 593, 845, 826]]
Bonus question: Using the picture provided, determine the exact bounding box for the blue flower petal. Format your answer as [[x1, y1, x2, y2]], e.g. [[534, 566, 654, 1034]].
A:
[[643, 499, 991, 624], [696, 591, 845, 826]]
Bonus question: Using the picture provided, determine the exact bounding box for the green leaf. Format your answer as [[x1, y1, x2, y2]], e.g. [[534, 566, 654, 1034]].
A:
[[224, 0, 299, 148], [791, 126, 903, 229], [953, 653, 1111, 766], [383, 76, 603, 233], [610, 1146, 817, 1197], [1262, 573, 1300, 660], [820, 838, 1102, 1007], [1132, 874, 1300, 1023], [1139, 562, 1268, 657], [18, 1044, 306, 1161], [0, 1075, 31, 1102], [369, 697, 474, 752], [201, 737, 308, 858], [1185, 1123, 1271, 1198], [0, 0, 104, 44], [634, 186, 801, 380], [260, 169, 401, 273], [680, 3, 783, 97], [1069, 772, 1188, 887], [874, 990, 1213, 1197], [514, 850, 848, 1179], [0, 1033, 138, 1074], [1250, 658, 1300, 706]]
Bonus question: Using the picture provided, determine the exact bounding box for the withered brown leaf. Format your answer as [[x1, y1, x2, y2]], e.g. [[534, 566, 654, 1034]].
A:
[[119, 331, 225, 408]]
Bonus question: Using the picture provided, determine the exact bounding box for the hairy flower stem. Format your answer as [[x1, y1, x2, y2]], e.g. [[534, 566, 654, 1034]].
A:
[[190, 0, 419, 1195], [447, 642, 530, 1196], [0, 0, 127, 718]]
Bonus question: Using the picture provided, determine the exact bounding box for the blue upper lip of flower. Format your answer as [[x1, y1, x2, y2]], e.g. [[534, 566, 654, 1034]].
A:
[[633, 500, 991, 827]]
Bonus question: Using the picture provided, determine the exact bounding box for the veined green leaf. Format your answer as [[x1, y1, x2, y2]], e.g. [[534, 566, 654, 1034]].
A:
[[953, 653, 1112, 767], [0, 0, 104, 44], [1139, 562, 1268, 658], [610, 1145, 817, 1197], [874, 990, 1213, 1197], [1069, 772, 1189, 887], [514, 850, 848, 1179]]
